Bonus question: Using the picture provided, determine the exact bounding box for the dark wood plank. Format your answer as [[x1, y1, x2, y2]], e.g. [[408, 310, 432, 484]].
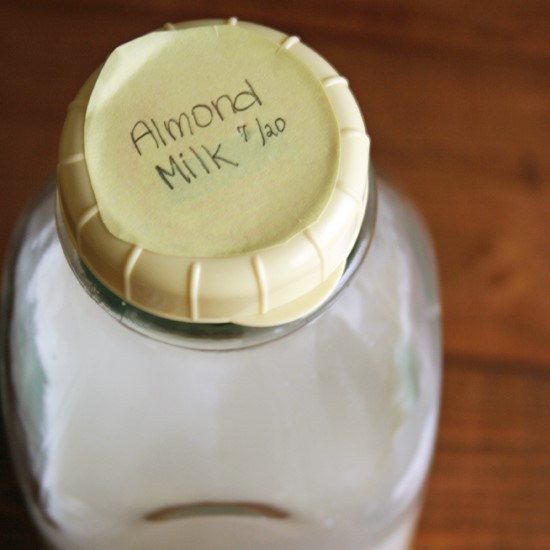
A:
[[417, 353, 550, 549]]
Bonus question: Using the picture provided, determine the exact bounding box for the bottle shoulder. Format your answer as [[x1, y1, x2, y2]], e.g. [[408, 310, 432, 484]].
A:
[[8, 178, 440, 353]]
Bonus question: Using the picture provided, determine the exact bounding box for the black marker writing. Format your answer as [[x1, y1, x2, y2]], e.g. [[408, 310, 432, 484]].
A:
[[154, 142, 238, 189], [256, 116, 287, 147], [130, 79, 261, 155]]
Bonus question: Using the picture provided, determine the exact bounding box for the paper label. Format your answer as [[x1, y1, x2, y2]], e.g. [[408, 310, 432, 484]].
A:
[[84, 25, 340, 257]]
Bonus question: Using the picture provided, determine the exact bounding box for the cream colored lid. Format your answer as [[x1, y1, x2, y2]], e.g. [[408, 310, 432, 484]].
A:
[[57, 17, 370, 326]]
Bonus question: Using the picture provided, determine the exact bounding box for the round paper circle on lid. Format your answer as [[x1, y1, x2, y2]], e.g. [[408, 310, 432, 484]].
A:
[[57, 18, 370, 326]]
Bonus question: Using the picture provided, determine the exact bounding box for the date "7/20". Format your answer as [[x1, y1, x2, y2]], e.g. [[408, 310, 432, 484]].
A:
[[237, 116, 287, 146]]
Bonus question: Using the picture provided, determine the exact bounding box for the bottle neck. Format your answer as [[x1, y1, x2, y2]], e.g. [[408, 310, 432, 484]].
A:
[[55, 169, 377, 351]]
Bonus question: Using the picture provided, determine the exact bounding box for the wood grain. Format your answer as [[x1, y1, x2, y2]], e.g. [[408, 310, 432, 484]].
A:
[[1, 1, 549, 548]]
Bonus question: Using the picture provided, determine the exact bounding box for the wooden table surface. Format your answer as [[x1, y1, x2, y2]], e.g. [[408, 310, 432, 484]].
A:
[[1, 1, 549, 548]]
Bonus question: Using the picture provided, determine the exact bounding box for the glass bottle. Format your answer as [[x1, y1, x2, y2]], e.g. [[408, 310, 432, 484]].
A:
[[1, 18, 441, 550]]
